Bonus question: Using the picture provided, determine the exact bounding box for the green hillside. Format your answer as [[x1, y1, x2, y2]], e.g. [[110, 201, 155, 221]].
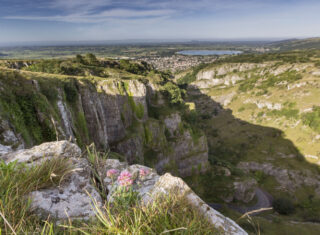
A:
[[268, 38, 320, 51], [178, 49, 320, 233]]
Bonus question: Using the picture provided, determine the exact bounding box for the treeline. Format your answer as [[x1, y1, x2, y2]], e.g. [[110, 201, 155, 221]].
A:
[[23, 54, 156, 77]]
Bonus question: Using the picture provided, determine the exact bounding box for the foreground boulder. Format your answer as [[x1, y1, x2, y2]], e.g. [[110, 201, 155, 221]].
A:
[[1, 141, 247, 234], [1, 140, 81, 164], [1, 141, 103, 220], [29, 157, 103, 220]]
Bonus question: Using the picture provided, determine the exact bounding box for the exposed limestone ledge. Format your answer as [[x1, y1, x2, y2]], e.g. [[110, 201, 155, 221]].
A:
[[1, 141, 102, 220], [29, 157, 102, 220], [237, 162, 320, 197], [149, 173, 247, 235], [1, 140, 81, 164], [0, 141, 246, 234], [99, 158, 247, 234]]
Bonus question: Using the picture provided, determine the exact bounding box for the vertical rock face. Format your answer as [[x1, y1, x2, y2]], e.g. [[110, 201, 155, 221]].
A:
[[0, 119, 24, 156], [78, 83, 110, 149], [164, 130, 209, 177], [164, 113, 181, 137], [97, 80, 126, 143], [0, 74, 209, 177], [57, 93, 74, 141]]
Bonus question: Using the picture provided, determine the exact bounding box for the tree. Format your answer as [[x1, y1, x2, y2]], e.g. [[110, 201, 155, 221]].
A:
[[75, 54, 84, 64], [85, 53, 99, 65]]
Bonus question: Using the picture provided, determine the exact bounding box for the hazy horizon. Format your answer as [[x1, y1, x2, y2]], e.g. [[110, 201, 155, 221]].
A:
[[0, 37, 297, 47], [1, 0, 320, 44]]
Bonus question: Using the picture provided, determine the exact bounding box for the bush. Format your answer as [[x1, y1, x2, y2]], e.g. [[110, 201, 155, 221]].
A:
[[161, 82, 184, 105], [302, 106, 320, 132], [63, 81, 78, 103], [75, 54, 84, 64], [119, 59, 148, 75], [85, 53, 99, 65], [273, 197, 295, 215]]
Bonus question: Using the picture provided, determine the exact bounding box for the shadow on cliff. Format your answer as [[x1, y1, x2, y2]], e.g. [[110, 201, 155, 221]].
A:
[[183, 84, 320, 202]]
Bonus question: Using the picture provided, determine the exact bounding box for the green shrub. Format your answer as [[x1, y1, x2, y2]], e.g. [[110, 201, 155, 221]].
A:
[[75, 54, 85, 64], [85, 53, 99, 65], [119, 59, 149, 75], [161, 82, 184, 105], [254, 170, 267, 183], [39, 82, 58, 102], [302, 106, 320, 133], [135, 103, 145, 119], [273, 197, 295, 215], [63, 81, 78, 103], [238, 107, 245, 112]]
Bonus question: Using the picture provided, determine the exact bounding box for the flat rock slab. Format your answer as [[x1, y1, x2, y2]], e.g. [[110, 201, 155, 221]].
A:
[[2, 141, 102, 221], [1, 140, 81, 164], [30, 158, 102, 220]]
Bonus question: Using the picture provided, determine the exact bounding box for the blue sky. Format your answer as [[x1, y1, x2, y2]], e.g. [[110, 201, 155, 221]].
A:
[[0, 0, 320, 44]]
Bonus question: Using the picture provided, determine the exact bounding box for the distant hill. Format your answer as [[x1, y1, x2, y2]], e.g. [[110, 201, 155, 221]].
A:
[[268, 37, 320, 50]]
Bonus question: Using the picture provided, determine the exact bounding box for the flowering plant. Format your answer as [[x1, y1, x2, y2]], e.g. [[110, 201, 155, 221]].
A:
[[107, 169, 119, 178], [139, 168, 150, 177], [117, 170, 133, 187]]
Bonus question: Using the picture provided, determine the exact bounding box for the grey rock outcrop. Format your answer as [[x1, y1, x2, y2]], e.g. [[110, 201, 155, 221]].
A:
[[99, 158, 247, 235], [0, 73, 209, 177], [0, 119, 24, 155], [233, 179, 258, 203], [154, 129, 209, 177], [29, 157, 102, 220], [2, 141, 103, 220], [1, 141, 246, 234], [238, 162, 320, 197], [149, 173, 247, 235], [1, 140, 81, 164], [164, 113, 181, 137]]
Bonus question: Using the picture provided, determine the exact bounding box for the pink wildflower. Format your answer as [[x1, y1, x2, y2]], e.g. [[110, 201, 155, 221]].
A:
[[117, 170, 133, 187], [107, 169, 119, 178], [139, 168, 150, 177]]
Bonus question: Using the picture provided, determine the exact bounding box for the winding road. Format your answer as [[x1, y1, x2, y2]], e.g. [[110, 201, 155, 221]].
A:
[[209, 188, 273, 215]]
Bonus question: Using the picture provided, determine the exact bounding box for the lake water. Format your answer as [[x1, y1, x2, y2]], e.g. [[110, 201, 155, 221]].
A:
[[177, 50, 243, 56]]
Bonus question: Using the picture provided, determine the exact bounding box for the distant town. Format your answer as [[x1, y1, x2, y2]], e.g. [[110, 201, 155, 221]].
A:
[[139, 54, 217, 72]]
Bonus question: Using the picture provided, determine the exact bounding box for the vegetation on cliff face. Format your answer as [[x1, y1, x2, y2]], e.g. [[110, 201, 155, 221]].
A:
[[0, 55, 207, 178]]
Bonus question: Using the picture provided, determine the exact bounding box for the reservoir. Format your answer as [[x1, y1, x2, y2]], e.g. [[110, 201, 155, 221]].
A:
[[177, 50, 242, 56]]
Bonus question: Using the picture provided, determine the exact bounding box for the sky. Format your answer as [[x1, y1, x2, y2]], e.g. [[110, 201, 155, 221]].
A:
[[0, 0, 320, 44]]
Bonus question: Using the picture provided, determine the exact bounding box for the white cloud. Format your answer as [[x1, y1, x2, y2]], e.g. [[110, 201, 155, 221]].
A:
[[2, 0, 281, 24], [3, 8, 175, 23]]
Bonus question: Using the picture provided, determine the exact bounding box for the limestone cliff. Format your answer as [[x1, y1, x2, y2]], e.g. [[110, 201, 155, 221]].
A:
[[0, 67, 208, 177]]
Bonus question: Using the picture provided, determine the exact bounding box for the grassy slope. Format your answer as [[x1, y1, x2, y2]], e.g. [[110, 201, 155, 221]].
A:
[[207, 62, 320, 165], [178, 50, 320, 233]]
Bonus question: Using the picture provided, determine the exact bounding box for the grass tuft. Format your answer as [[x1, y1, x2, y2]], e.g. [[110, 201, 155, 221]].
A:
[[0, 158, 72, 234]]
